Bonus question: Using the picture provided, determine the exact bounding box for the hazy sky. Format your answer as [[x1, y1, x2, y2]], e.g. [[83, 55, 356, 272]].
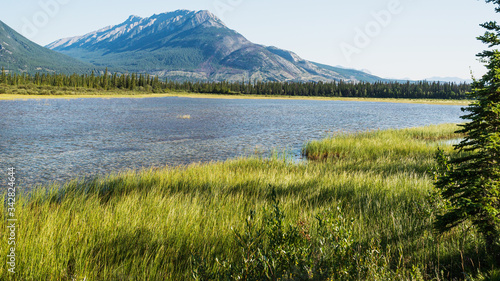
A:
[[1, 0, 498, 80]]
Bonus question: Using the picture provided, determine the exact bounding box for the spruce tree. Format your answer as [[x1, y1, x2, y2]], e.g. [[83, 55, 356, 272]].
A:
[[434, 0, 500, 263], [0, 66, 5, 84], [102, 67, 109, 89]]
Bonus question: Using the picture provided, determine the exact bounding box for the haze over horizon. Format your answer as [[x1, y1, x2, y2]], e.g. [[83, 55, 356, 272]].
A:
[[1, 0, 498, 81]]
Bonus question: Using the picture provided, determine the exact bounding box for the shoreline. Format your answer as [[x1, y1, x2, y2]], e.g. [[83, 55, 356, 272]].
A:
[[4, 124, 482, 280], [0, 92, 471, 105]]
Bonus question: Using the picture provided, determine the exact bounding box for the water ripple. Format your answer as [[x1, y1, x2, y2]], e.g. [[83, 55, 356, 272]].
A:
[[0, 97, 464, 189]]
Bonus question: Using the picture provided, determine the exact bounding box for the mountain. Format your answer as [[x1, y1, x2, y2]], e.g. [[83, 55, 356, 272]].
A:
[[311, 62, 389, 83], [47, 10, 385, 82], [424, 77, 473, 84], [0, 20, 95, 74]]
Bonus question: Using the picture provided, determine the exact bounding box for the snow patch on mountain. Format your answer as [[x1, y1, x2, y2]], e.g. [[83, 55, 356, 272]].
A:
[[46, 10, 227, 51], [43, 10, 384, 82]]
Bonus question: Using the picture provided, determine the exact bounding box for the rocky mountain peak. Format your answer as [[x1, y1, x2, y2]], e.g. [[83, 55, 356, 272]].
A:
[[46, 9, 229, 51], [42, 11, 385, 82], [125, 15, 142, 23]]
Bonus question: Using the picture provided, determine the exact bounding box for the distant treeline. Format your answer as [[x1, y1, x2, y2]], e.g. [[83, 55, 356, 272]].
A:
[[0, 68, 471, 99]]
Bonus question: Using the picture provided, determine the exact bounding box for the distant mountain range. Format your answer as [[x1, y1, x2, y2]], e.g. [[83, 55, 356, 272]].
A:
[[0, 10, 469, 83], [0, 20, 95, 74], [424, 77, 473, 83], [43, 10, 385, 82]]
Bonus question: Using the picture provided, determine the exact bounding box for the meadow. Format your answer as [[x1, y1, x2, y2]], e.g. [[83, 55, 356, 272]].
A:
[[1, 124, 494, 280]]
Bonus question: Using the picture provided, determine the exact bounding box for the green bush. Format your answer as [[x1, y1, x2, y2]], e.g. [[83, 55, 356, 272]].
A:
[[192, 188, 398, 281]]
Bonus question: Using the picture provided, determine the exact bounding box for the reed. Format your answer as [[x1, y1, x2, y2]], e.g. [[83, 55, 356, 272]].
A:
[[0, 124, 489, 280]]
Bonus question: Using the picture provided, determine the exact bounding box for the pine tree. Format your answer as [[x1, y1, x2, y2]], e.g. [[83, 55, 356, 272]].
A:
[[112, 73, 117, 88], [89, 71, 95, 88], [102, 67, 109, 89], [434, 0, 500, 263], [130, 73, 136, 90], [0, 66, 5, 84]]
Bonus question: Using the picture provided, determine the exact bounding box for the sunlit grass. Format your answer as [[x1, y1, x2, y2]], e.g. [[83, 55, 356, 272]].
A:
[[0, 124, 487, 280]]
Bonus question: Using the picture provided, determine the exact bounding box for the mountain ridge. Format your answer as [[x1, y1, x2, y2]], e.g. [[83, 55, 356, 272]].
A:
[[46, 10, 386, 82], [424, 76, 473, 83], [0, 20, 96, 74]]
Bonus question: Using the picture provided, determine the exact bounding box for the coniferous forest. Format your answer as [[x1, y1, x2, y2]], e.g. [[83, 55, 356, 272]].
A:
[[0, 67, 471, 100]]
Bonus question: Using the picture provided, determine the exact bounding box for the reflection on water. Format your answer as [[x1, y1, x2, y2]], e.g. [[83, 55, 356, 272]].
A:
[[0, 97, 464, 188], [439, 138, 463, 146]]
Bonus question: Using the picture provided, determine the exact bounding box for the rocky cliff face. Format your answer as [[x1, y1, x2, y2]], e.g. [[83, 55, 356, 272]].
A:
[[46, 10, 384, 82]]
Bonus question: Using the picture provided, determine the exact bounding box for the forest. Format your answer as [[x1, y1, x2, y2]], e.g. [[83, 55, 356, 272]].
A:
[[0, 67, 471, 100]]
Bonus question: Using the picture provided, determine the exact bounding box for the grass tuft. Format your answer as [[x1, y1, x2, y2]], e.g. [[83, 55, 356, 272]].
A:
[[0, 124, 490, 280]]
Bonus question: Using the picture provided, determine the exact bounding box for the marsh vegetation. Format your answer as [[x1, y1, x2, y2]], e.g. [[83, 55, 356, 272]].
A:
[[1, 124, 495, 280]]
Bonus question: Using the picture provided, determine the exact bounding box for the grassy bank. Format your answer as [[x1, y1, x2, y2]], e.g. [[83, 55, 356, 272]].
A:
[[0, 84, 471, 105], [1, 124, 491, 280]]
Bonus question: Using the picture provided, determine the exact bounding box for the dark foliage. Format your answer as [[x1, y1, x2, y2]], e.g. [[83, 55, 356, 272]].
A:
[[0, 68, 470, 99], [434, 0, 500, 267]]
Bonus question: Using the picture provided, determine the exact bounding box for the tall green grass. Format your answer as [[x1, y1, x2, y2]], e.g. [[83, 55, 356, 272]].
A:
[[0, 124, 490, 280]]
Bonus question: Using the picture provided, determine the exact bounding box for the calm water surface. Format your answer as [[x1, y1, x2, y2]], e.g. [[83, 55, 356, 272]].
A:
[[0, 97, 464, 188]]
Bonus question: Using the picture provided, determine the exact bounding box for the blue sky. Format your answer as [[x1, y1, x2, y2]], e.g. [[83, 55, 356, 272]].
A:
[[1, 0, 498, 80]]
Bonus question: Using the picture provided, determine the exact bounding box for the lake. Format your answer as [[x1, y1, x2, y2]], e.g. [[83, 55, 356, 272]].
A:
[[0, 97, 464, 188]]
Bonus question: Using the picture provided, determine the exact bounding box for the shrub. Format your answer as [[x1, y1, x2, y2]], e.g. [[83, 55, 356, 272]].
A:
[[192, 188, 396, 281]]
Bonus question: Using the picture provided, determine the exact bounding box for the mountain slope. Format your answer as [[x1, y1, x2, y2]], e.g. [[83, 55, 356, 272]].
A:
[[311, 62, 388, 83], [47, 10, 384, 82], [424, 77, 473, 83], [0, 20, 95, 74]]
